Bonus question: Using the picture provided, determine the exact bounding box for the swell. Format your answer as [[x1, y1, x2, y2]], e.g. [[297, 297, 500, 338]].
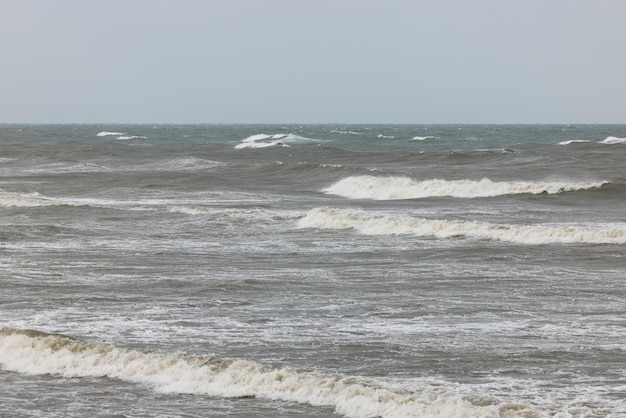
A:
[[297, 207, 626, 245], [0, 327, 533, 418]]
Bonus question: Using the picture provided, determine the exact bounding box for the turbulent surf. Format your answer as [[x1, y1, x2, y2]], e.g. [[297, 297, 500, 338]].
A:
[[1, 124, 625, 417]]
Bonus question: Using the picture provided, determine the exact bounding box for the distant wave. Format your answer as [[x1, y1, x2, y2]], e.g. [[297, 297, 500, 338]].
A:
[[0, 190, 124, 209], [0, 191, 80, 208], [298, 207, 626, 245], [559, 137, 626, 145], [600, 136, 626, 144], [558, 140, 592, 145], [330, 130, 361, 135], [323, 176, 607, 200], [96, 131, 147, 140], [142, 157, 224, 172], [0, 327, 537, 418], [96, 131, 124, 137], [235, 133, 319, 149], [412, 136, 437, 141]]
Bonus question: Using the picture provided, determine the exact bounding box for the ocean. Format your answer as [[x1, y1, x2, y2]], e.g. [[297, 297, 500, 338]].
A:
[[0, 124, 625, 417]]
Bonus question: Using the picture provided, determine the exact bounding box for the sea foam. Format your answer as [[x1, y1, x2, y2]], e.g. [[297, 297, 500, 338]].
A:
[[96, 131, 124, 137], [235, 133, 317, 149], [323, 176, 607, 200], [412, 136, 437, 141], [0, 328, 533, 418], [558, 140, 592, 145], [298, 207, 626, 245], [600, 136, 626, 144]]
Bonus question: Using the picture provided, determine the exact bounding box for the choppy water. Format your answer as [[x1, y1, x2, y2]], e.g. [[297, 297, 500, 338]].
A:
[[1, 124, 625, 417]]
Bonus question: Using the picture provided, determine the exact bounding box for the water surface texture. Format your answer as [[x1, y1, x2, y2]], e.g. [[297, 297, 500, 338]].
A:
[[1, 125, 625, 417]]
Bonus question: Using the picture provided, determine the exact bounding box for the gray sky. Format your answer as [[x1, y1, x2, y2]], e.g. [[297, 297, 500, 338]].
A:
[[2, 0, 625, 124]]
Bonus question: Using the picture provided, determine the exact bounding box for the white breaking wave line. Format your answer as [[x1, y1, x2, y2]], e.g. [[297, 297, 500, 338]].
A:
[[298, 207, 626, 245], [0, 328, 532, 418], [323, 176, 607, 200]]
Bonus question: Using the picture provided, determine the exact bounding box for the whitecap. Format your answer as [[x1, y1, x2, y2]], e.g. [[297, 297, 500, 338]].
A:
[[323, 176, 607, 200], [600, 136, 626, 144], [235, 133, 316, 149], [558, 140, 592, 145], [0, 191, 56, 207], [116, 135, 148, 140], [412, 136, 437, 141], [298, 207, 626, 245], [96, 131, 124, 137]]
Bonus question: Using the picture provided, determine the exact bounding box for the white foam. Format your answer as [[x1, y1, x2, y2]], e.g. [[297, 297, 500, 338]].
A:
[[0, 191, 144, 209], [600, 136, 626, 144], [297, 207, 626, 245], [0, 328, 533, 418], [235, 133, 317, 149], [116, 135, 148, 140], [96, 131, 124, 137], [558, 140, 592, 145], [323, 176, 607, 200], [412, 136, 437, 141], [0, 191, 61, 208]]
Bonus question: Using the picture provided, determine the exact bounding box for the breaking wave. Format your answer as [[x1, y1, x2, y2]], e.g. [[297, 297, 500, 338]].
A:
[[96, 131, 124, 137], [600, 136, 626, 145], [96, 131, 147, 140], [297, 207, 626, 245], [0, 328, 534, 418], [558, 140, 592, 145], [323, 176, 607, 200], [559, 137, 626, 145], [235, 133, 318, 149], [0, 191, 82, 208]]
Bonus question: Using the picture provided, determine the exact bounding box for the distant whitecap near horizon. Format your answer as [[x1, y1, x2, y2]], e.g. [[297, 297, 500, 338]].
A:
[[96, 131, 125, 137], [116, 135, 148, 140], [600, 136, 626, 144], [558, 139, 592, 145], [96, 131, 147, 140], [234, 133, 320, 149]]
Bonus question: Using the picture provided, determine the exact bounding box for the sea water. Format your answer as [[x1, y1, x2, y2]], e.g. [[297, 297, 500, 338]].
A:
[[0, 124, 625, 417]]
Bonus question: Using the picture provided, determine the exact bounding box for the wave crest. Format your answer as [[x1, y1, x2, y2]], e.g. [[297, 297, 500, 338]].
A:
[[0, 191, 62, 208], [235, 133, 318, 149], [323, 176, 607, 200], [96, 131, 124, 137], [0, 327, 530, 418], [600, 136, 626, 144], [298, 207, 626, 245]]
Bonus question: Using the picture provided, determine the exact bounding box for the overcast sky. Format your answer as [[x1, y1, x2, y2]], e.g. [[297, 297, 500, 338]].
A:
[[2, 0, 625, 124]]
